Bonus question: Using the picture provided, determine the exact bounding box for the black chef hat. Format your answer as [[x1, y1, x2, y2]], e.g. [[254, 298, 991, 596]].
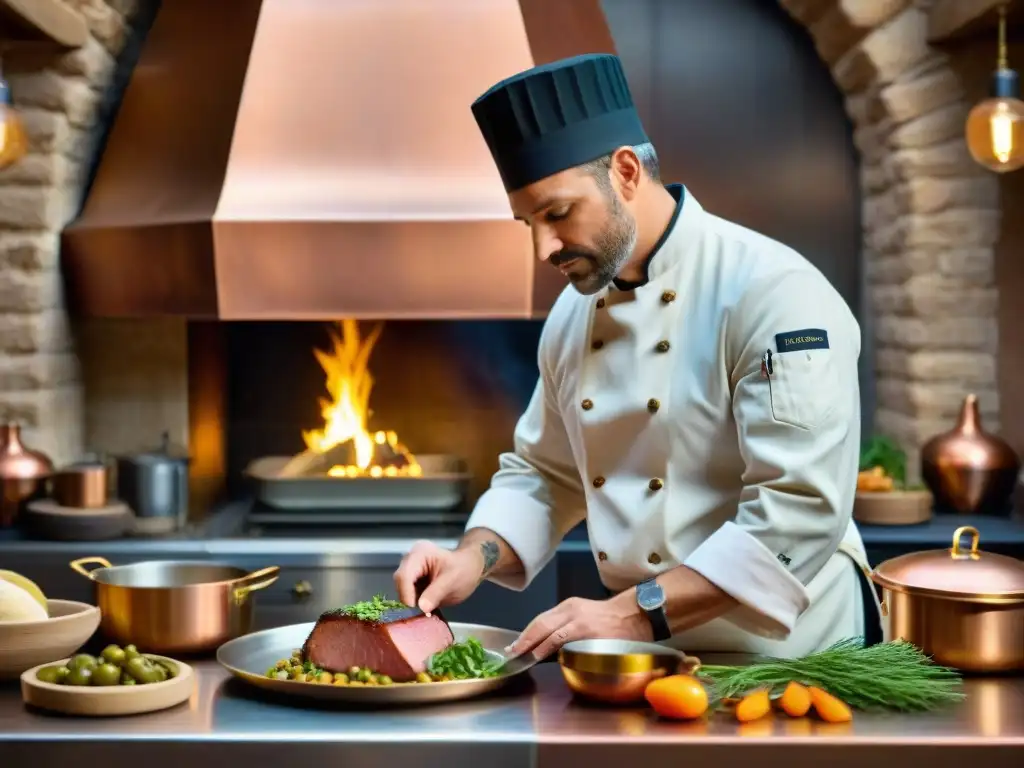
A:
[[471, 53, 649, 193]]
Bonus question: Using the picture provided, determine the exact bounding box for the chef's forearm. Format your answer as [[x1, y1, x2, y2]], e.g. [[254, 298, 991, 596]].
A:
[[457, 527, 525, 581], [613, 565, 738, 635]]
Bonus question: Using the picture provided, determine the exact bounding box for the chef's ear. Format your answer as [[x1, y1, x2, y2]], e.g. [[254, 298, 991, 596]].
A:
[[609, 146, 642, 201]]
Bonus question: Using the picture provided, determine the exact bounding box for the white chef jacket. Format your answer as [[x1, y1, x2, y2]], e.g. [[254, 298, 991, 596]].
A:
[[466, 186, 878, 657]]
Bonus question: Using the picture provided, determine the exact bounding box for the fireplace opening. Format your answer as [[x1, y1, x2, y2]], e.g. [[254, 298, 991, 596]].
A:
[[221, 320, 544, 522]]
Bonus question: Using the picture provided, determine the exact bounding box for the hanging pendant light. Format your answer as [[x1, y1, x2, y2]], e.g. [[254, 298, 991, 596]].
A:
[[966, 2, 1024, 173], [0, 50, 28, 171]]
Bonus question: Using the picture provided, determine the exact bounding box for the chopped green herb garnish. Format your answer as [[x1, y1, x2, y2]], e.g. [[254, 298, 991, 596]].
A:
[[326, 594, 408, 622], [428, 637, 504, 680]]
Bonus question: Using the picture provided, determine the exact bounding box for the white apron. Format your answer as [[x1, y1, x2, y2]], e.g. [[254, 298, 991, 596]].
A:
[[467, 187, 881, 657]]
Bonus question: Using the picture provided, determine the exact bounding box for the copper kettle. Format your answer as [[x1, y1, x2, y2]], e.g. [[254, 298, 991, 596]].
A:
[[0, 422, 54, 526], [920, 394, 1020, 515]]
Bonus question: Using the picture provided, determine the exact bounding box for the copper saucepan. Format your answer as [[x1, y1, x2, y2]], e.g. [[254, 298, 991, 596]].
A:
[[71, 556, 280, 655], [870, 526, 1024, 673]]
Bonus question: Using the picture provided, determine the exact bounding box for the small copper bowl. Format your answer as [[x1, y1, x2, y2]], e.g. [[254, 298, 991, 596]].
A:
[[557, 639, 701, 705]]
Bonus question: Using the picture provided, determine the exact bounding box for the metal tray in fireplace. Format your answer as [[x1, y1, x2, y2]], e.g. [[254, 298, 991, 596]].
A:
[[243, 454, 471, 511]]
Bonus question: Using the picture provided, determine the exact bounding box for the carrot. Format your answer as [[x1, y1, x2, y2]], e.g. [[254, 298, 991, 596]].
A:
[[735, 688, 772, 722], [809, 686, 853, 723], [779, 681, 812, 717], [644, 675, 709, 720]]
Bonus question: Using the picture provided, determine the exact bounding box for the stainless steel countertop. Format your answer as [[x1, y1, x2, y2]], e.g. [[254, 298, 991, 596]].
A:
[[3, 663, 1023, 746]]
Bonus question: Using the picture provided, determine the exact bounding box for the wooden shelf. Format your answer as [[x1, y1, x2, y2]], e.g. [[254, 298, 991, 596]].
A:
[[928, 0, 1024, 43], [0, 0, 88, 47]]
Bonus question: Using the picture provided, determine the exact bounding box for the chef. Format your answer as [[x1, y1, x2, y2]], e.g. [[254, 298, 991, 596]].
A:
[[394, 53, 882, 660]]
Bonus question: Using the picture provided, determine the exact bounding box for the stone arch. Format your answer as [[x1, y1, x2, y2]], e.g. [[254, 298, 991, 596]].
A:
[[780, 0, 1001, 475]]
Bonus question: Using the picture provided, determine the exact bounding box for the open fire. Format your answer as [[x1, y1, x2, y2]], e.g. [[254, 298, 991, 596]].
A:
[[301, 320, 422, 479]]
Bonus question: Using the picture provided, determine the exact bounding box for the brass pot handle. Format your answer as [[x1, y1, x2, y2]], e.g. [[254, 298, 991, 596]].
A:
[[70, 556, 113, 578], [232, 565, 281, 605], [951, 526, 981, 559]]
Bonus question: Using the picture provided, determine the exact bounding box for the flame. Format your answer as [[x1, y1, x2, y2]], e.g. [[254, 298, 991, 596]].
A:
[[301, 320, 421, 478]]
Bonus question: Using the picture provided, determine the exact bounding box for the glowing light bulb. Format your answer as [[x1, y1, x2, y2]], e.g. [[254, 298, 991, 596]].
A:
[[967, 95, 1024, 172], [0, 75, 28, 171]]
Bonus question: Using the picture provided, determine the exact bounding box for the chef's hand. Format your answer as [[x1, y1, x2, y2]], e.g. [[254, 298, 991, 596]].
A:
[[393, 540, 482, 615], [505, 595, 653, 660]]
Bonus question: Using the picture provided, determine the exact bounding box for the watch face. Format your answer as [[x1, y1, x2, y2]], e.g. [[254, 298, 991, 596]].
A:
[[636, 579, 665, 611]]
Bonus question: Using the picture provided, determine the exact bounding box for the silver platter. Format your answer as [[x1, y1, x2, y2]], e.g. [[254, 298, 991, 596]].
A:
[[216, 621, 537, 705]]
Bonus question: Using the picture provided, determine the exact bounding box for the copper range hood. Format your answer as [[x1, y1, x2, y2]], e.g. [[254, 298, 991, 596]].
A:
[[62, 0, 615, 320]]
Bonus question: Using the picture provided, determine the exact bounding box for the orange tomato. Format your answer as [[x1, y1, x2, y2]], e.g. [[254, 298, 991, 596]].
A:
[[779, 681, 812, 717], [735, 688, 772, 722], [644, 674, 709, 720], [809, 686, 853, 723]]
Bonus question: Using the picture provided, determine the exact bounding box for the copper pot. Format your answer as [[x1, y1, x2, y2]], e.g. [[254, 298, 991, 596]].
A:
[[870, 526, 1024, 673], [52, 461, 109, 509], [0, 422, 54, 527], [920, 394, 1020, 515], [70, 556, 280, 655]]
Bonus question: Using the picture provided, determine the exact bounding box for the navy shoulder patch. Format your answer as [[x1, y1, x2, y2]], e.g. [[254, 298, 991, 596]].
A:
[[775, 329, 829, 353]]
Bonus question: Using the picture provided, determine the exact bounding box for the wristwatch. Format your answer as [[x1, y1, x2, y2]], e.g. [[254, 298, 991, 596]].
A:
[[635, 578, 671, 642]]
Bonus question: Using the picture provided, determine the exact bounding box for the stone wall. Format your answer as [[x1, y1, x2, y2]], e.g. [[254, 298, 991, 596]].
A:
[[0, 0, 178, 466], [780, 0, 1001, 479]]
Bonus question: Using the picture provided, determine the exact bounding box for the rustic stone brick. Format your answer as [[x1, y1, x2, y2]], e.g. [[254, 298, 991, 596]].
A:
[[832, 7, 932, 93], [810, 0, 912, 66], [870, 209, 1001, 253], [869, 248, 994, 286], [853, 119, 896, 164], [57, 35, 116, 83], [878, 66, 965, 124], [875, 315, 997, 351], [888, 102, 968, 148], [0, 386, 85, 466], [0, 232, 60, 271], [886, 138, 982, 178], [0, 353, 80, 391], [896, 177, 998, 214], [0, 186, 60, 229], [68, 0, 128, 54], [861, 162, 892, 193], [876, 379, 998, 420], [875, 349, 996, 383], [0, 269, 62, 312], [0, 153, 70, 186], [0, 310, 74, 354], [872, 276, 997, 317], [18, 109, 71, 153]]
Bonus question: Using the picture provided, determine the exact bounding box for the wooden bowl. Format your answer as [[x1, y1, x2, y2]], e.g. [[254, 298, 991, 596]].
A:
[[853, 489, 933, 526], [21, 653, 195, 716], [0, 599, 101, 679]]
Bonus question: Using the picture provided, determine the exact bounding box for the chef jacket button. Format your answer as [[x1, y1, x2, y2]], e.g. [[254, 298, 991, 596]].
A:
[[647, 398, 660, 413], [649, 478, 664, 491], [598, 551, 608, 562], [591, 339, 604, 351], [592, 476, 606, 488], [581, 398, 594, 411], [596, 298, 606, 309], [648, 552, 662, 565], [655, 340, 671, 353], [661, 290, 676, 304]]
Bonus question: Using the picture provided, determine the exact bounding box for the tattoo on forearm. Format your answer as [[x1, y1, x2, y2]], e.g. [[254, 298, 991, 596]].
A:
[[480, 540, 500, 576]]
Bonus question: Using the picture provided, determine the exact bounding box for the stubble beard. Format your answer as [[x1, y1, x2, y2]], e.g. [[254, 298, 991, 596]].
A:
[[570, 201, 638, 296]]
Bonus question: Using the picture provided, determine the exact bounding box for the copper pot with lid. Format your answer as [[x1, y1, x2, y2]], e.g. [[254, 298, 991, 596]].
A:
[[0, 422, 54, 527], [870, 526, 1024, 673]]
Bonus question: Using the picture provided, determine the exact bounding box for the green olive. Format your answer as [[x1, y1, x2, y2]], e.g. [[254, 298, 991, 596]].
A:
[[356, 668, 372, 683], [151, 663, 169, 683], [415, 672, 432, 683], [125, 656, 160, 683], [333, 673, 349, 684], [69, 654, 98, 671], [377, 675, 393, 686], [65, 666, 93, 686], [92, 663, 122, 686], [101, 645, 126, 666], [266, 667, 277, 678], [36, 665, 67, 684], [123, 644, 140, 661], [121, 678, 136, 686]]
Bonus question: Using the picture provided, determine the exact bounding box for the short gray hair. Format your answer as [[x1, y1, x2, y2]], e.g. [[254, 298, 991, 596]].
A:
[[580, 142, 661, 192]]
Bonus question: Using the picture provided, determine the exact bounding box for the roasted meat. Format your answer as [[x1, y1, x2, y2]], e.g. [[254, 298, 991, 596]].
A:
[[302, 605, 454, 682]]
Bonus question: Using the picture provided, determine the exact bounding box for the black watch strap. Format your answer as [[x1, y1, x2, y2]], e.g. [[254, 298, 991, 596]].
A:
[[637, 578, 672, 642]]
